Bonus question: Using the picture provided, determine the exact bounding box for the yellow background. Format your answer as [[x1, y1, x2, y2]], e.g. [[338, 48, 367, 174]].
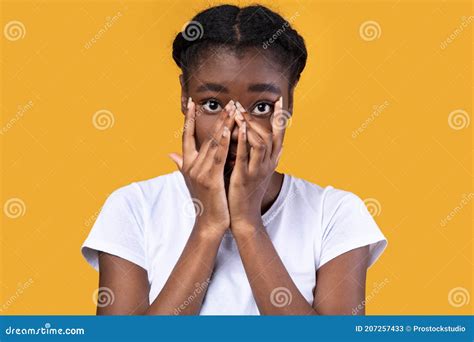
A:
[[1, 0, 472, 315]]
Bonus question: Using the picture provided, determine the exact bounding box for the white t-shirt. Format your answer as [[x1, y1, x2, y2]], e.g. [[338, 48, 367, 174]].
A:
[[81, 171, 387, 315]]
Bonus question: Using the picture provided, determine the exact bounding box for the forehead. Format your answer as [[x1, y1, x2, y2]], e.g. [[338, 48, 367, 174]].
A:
[[187, 48, 289, 94]]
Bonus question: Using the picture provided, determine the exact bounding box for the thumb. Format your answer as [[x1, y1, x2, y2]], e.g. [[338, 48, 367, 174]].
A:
[[168, 153, 183, 171]]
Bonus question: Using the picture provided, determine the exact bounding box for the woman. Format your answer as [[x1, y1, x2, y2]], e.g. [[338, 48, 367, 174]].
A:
[[81, 4, 387, 315]]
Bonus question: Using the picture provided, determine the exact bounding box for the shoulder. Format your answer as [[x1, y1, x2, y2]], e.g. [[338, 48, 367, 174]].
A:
[[287, 174, 366, 215], [106, 170, 183, 206]]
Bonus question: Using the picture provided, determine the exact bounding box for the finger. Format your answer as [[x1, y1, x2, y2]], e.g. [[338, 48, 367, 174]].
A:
[[242, 114, 272, 159], [233, 101, 245, 128], [203, 105, 236, 173], [235, 102, 268, 167], [168, 152, 183, 171], [209, 125, 232, 174], [195, 101, 235, 167], [271, 96, 286, 162], [247, 123, 266, 173], [235, 120, 248, 173], [183, 97, 198, 163], [235, 101, 272, 156]]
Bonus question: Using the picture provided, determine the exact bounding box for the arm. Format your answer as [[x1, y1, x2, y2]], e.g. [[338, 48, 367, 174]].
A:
[[229, 98, 370, 314], [97, 235, 369, 315], [96, 98, 238, 315], [97, 220, 224, 315], [233, 223, 369, 315]]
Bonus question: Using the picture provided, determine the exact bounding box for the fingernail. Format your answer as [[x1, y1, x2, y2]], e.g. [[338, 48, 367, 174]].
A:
[[235, 101, 245, 113], [279, 96, 283, 107], [229, 107, 236, 117], [223, 126, 230, 137], [236, 111, 244, 121], [242, 121, 247, 135], [187, 97, 193, 109]]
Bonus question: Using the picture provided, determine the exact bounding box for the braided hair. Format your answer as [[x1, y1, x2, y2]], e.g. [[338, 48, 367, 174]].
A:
[[172, 4, 307, 89]]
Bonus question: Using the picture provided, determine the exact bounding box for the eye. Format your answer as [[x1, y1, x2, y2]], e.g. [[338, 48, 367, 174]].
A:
[[251, 102, 273, 116], [201, 99, 222, 114]]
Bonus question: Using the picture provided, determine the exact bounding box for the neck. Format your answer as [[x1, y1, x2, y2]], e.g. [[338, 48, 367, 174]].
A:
[[260, 172, 284, 215], [224, 171, 284, 216]]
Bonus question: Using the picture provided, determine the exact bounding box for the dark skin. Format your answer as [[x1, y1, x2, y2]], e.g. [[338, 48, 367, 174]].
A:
[[97, 48, 370, 315]]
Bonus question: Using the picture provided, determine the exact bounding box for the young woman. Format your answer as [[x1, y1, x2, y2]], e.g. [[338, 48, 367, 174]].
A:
[[82, 4, 387, 315]]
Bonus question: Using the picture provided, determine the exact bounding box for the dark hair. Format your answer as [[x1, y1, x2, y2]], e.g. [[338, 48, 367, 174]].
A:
[[172, 4, 307, 88]]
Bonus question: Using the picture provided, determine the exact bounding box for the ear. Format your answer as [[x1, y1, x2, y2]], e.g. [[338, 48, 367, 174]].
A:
[[179, 74, 188, 115]]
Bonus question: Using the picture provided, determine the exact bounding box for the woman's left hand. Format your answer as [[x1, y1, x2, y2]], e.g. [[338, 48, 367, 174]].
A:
[[228, 96, 285, 234]]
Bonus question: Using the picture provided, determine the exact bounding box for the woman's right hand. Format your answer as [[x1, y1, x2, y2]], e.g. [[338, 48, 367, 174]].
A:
[[169, 97, 237, 237]]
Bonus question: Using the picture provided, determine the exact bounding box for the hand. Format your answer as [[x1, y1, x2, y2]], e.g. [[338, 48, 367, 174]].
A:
[[228, 97, 285, 234], [169, 98, 237, 236]]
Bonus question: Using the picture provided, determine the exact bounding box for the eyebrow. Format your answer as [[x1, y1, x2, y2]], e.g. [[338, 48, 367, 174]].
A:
[[195, 82, 281, 94], [196, 83, 229, 93], [247, 83, 281, 94]]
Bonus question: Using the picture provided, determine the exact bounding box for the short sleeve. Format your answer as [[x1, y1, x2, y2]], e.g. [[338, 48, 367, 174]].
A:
[[81, 183, 147, 271], [317, 190, 387, 270]]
